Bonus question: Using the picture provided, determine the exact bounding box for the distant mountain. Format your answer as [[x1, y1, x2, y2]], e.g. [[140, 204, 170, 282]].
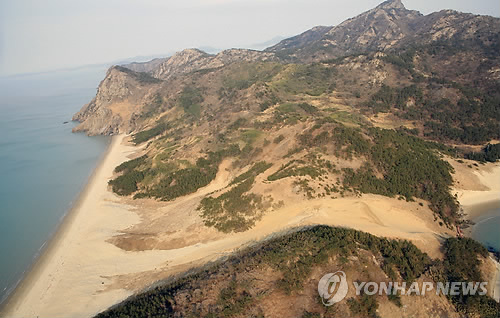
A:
[[74, 1, 500, 317], [266, 0, 499, 62], [73, 0, 500, 223], [246, 35, 289, 50], [121, 57, 168, 73]]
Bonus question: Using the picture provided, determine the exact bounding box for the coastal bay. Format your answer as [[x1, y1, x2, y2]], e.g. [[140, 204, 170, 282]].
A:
[[453, 162, 500, 245], [2, 0, 499, 316], [1, 81, 499, 318], [452, 161, 500, 301], [0, 67, 109, 306], [2, 136, 464, 317]]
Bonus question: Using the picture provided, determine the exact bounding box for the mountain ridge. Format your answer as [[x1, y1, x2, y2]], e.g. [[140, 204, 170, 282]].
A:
[[72, 1, 500, 219], [73, 1, 499, 139], [266, 0, 499, 62], [70, 2, 500, 317]]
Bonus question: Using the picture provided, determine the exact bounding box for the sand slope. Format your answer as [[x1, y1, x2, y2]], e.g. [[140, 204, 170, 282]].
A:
[[2, 136, 455, 317], [451, 160, 500, 219], [1, 136, 169, 317]]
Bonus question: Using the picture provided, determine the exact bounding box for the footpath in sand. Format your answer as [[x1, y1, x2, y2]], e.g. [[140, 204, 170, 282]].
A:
[[3, 136, 454, 318]]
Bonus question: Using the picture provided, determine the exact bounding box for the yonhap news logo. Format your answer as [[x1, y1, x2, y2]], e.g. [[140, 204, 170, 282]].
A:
[[318, 271, 488, 306], [318, 271, 349, 305]]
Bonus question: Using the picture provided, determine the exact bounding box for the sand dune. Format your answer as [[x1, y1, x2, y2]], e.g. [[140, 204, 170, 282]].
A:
[[0, 136, 470, 318]]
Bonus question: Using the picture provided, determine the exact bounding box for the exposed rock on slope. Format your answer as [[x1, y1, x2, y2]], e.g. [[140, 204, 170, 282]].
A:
[[122, 57, 168, 73], [73, 48, 277, 135], [266, 0, 500, 62], [151, 48, 276, 80], [73, 0, 499, 136], [72, 66, 161, 135]]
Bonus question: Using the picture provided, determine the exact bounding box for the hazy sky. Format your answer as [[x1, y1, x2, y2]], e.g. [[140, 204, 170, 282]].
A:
[[1, 0, 499, 76]]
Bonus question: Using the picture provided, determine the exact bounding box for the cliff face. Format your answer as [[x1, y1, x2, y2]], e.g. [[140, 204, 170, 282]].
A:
[[73, 0, 499, 136], [73, 48, 276, 135], [72, 66, 159, 135]]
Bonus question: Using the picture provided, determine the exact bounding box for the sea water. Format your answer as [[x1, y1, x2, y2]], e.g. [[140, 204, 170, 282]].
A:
[[0, 66, 110, 305], [0, 65, 499, 308], [471, 207, 500, 253]]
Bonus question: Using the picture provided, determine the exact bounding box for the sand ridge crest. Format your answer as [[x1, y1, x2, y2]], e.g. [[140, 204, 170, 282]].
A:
[[5, 137, 499, 318]]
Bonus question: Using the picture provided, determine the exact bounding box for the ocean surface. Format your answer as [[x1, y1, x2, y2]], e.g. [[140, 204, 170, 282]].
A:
[[0, 65, 499, 308], [471, 207, 500, 253], [0, 66, 110, 305]]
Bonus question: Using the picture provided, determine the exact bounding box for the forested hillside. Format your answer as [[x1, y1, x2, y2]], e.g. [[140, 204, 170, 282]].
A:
[[72, 1, 500, 317], [72, 0, 500, 232], [95, 226, 500, 318]]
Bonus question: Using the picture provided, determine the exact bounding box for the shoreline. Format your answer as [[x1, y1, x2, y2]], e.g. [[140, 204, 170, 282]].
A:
[[452, 161, 500, 302], [461, 199, 500, 242], [452, 161, 500, 229], [453, 162, 500, 221], [463, 199, 500, 223], [0, 135, 118, 317], [2, 145, 499, 316], [0, 134, 452, 317]]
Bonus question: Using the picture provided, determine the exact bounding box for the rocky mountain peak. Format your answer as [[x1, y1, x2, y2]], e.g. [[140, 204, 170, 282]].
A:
[[152, 48, 212, 80], [150, 48, 276, 80], [265, 0, 500, 63], [266, 0, 424, 61], [169, 48, 209, 62], [213, 48, 276, 65], [310, 0, 421, 59], [376, 0, 406, 10]]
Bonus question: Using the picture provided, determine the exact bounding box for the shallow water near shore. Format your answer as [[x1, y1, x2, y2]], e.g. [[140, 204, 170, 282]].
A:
[[471, 207, 500, 252], [0, 66, 109, 305]]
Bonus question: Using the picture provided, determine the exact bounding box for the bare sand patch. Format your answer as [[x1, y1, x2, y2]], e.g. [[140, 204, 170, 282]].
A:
[[2, 137, 455, 318], [449, 158, 500, 220]]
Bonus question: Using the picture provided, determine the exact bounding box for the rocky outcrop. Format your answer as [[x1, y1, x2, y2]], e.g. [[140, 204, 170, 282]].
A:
[[72, 48, 277, 135], [210, 48, 276, 65], [72, 99, 122, 136], [266, 0, 500, 61], [72, 66, 159, 135], [412, 10, 500, 48], [151, 48, 276, 80], [73, 0, 499, 136], [123, 57, 168, 73], [151, 49, 212, 80]]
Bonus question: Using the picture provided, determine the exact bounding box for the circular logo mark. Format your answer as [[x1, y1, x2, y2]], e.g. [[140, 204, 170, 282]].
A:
[[318, 271, 348, 306]]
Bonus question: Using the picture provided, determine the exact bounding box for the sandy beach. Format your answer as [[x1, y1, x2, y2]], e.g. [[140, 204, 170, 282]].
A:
[[0, 135, 154, 317], [3, 140, 497, 317], [450, 159, 500, 301], [451, 160, 500, 220]]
